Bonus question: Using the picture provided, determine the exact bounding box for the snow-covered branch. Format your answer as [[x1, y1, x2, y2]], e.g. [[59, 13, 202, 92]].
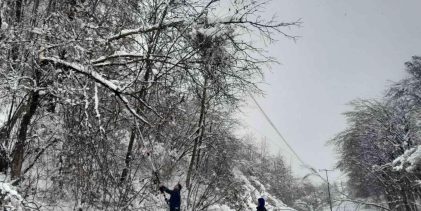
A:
[[392, 145, 421, 172], [39, 56, 150, 125], [91, 53, 170, 64], [107, 21, 183, 42]]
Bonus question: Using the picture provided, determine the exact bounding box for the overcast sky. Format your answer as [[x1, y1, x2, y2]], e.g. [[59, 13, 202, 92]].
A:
[[238, 0, 421, 182]]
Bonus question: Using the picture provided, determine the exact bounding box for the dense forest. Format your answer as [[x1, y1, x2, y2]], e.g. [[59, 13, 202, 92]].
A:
[[0, 0, 331, 210]]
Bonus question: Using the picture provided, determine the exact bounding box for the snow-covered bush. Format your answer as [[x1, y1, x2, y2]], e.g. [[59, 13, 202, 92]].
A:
[[0, 182, 23, 211]]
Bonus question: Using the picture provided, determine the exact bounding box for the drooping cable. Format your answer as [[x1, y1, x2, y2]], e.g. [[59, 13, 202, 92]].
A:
[[248, 93, 328, 183]]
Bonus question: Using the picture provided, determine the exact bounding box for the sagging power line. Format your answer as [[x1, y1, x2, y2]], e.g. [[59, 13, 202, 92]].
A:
[[248, 93, 307, 166], [248, 93, 329, 183]]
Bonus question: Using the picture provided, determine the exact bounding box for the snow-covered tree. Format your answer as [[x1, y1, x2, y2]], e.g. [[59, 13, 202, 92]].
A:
[[0, 0, 300, 209], [333, 56, 421, 211]]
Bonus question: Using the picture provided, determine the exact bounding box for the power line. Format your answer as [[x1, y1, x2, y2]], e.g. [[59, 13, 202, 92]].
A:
[[248, 93, 330, 183], [248, 96, 363, 209], [245, 123, 294, 157], [248, 93, 307, 166]]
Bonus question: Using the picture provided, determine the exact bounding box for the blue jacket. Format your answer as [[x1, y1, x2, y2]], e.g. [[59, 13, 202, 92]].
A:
[[162, 187, 181, 211], [257, 198, 267, 211]]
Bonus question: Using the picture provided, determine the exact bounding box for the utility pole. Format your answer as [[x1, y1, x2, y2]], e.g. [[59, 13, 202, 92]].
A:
[[319, 169, 333, 211]]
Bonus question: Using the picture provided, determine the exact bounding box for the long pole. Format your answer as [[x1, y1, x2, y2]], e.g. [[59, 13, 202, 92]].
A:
[[320, 169, 333, 211]]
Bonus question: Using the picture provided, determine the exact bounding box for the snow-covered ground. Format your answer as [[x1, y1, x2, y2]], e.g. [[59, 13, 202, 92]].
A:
[[232, 168, 295, 211], [0, 181, 24, 211], [180, 168, 296, 211], [0, 168, 296, 211]]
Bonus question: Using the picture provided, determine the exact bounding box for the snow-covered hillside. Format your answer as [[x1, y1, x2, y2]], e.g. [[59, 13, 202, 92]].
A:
[[232, 168, 295, 211], [205, 168, 295, 211]]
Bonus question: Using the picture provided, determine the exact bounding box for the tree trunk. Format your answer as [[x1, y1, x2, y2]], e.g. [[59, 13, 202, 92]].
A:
[[195, 113, 206, 169], [0, 99, 26, 143], [186, 77, 208, 190], [0, 100, 27, 172], [119, 61, 151, 183], [30, 0, 40, 27], [10, 0, 22, 63], [11, 90, 39, 179], [120, 129, 135, 182], [0, 0, 3, 30], [14, 0, 22, 23]]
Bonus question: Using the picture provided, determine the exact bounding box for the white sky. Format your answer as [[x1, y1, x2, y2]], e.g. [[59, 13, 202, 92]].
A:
[[238, 0, 421, 182]]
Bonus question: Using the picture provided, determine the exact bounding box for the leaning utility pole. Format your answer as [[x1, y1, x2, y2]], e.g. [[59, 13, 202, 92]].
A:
[[319, 169, 333, 211]]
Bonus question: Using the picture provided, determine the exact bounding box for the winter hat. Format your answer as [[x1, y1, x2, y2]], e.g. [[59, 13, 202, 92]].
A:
[[258, 198, 265, 207]]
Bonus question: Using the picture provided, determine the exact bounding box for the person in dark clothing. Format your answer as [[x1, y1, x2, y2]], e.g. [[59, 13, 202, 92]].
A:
[[257, 197, 267, 211], [159, 184, 182, 211]]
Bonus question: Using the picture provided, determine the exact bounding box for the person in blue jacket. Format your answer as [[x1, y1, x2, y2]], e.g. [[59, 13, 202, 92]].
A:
[[159, 183, 182, 211], [257, 197, 267, 211]]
